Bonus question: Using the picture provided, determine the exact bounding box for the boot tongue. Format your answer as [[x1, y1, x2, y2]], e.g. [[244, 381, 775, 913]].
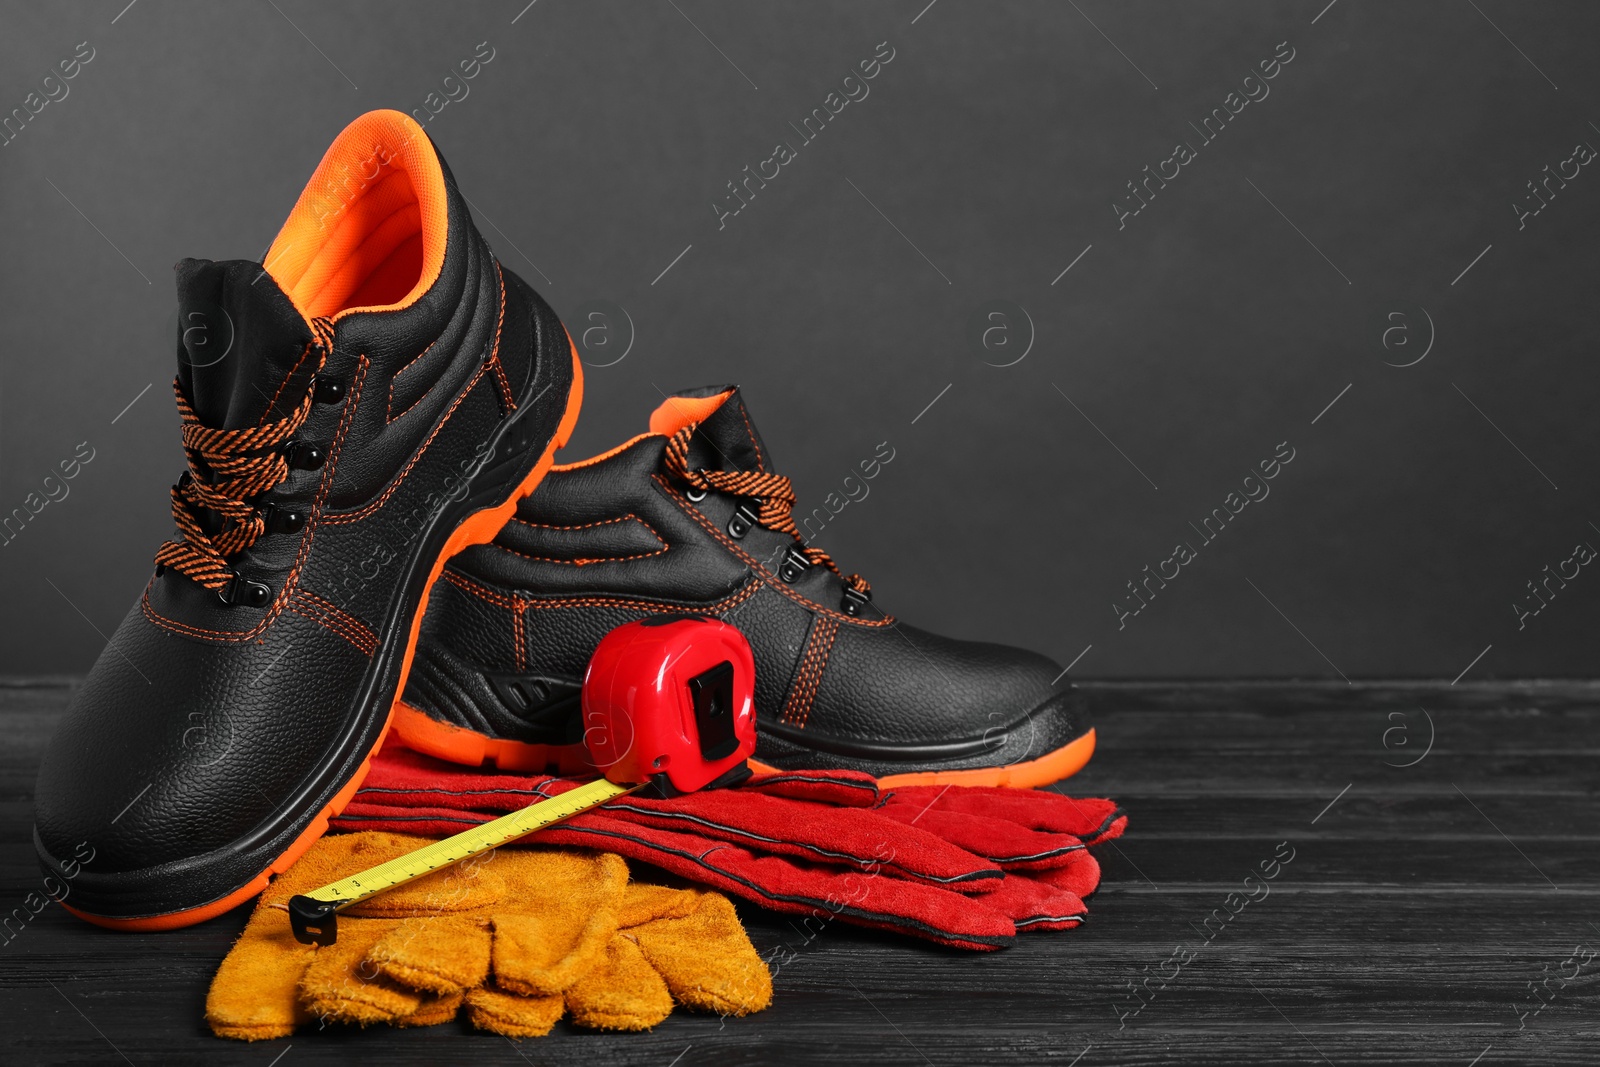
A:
[[648, 385, 774, 473], [174, 258, 315, 429]]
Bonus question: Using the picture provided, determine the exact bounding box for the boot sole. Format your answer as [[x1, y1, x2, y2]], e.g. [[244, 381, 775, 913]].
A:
[[752, 728, 1096, 788], [390, 701, 1096, 789], [393, 697, 600, 774], [59, 334, 584, 931]]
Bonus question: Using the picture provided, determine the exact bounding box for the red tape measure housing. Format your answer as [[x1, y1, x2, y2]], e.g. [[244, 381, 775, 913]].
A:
[[581, 615, 757, 793]]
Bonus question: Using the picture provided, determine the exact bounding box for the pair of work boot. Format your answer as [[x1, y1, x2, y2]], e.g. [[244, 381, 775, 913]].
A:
[[33, 110, 1094, 928]]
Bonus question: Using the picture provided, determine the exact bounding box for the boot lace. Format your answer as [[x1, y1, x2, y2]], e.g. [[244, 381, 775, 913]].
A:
[[153, 318, 334, 591], [663, 422, 871, 599]]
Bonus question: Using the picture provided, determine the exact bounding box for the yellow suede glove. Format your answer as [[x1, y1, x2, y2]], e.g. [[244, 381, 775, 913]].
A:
[[205, 831, 771, 1041], [463, 881, 773, 1035], [207, 831, 526, 1039]]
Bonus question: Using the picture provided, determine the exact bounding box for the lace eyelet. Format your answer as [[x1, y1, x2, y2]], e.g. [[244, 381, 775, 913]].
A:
[[313, 378, 347, 404], [263, 503, 308, 534], [779, 545, 810, 583], [727, 502, 760, 539], [284, 442, 326, 470], [218, 573, 273, 608], [842, 586, 871, 617], [685, 487, 708, 503]]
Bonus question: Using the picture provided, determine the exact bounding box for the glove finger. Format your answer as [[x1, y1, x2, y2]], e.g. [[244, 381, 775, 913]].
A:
[[392, 990, 465, 1028], [357, 746, 570, 811], [208, 831, 463, 1040], [348, 773, 1048, 892], [596, 790, 1003, 889], [342, 793, 1002, 892], [630, 890, 773, 1016], [490, 851, 628, 997], [340, 857, 502, 920], [564, 932, 674, 1031], [333, 800, 489, 836], [298, 918, 429, 1026], [886, 787, 1127, 844], [367, 915, 491, 996], [493, 910, 617, 998], [975, 874, 1089, 932], [353, 748, 883, 815], [741, 767, 881, 807], [258, 831, 453, 905], [205, 907, 314, 1040], [875, 803, 1087, 869], [1030, 849, 1102, 899], [538, 812, 1016, 951], [617, 883, 700, 928], [464, 987, 566, 1038]]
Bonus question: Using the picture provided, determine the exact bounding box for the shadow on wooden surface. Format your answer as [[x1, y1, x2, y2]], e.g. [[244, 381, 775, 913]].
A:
[[2, 679, 1597, 1065]]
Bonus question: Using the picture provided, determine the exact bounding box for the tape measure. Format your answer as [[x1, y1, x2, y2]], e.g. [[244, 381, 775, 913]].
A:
[[289, 614, 757, 945]]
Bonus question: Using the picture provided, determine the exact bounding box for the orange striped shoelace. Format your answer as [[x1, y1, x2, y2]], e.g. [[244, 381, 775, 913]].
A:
[[153, 319, 333, 592], [662, 422, 870, 598]]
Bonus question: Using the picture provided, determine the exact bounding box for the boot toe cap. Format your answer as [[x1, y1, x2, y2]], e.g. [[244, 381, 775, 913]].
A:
[[33, 600, 371, 918], [784, 622, 1086, 762]]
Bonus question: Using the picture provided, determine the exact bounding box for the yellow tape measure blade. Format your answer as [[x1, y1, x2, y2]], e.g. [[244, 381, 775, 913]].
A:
[[287, 776, 635, 945]]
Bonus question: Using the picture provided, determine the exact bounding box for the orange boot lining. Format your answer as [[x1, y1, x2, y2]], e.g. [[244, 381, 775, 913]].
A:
[[552, 390, 736, 471], [263, 110, 448, 321], [647, 390, 733, 436]]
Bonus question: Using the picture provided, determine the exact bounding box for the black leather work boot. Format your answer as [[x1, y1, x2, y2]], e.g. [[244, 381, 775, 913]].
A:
[[393, 386, 1093, 787], [33, 110, 582, 928]]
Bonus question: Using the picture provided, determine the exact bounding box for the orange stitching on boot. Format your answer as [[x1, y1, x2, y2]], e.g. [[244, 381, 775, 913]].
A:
[[386, 336, 441, 422], [524, 584, 760, 615], [803, 621, 840, 728], [492, 512, 669, 567], [550, 433, 658, 471], [319, 359, 492, 524], [437, 560, 760, 620], [439, 568, 520, 610], [512, 596, 526, 672], [295, 589, 378, 650], [519, 582, 760, 615], [486, 262, 515, 414], [781, 616, 836, 727], [288, 588, 379, 655], [292, 600, 362, 648], [143, 354, 370, 642], [797, 617, 837, 728], [793, 629, 826, 724], [736, 399, 768, 472], [780, 629, 818, 725], [510, 513, 661, 534], [387, 258, 506, 425], [295, 607, 373, 654], [493, 545, 669, 567], [259, 339, 316, 428], [652, 475, 894, 628]]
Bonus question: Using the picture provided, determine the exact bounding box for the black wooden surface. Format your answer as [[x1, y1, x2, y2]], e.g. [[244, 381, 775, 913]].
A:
[[2, 679, 1597, 1065]]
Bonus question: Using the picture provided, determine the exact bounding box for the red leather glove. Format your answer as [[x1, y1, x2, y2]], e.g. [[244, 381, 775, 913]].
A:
[[332, 745, 1127, 951]]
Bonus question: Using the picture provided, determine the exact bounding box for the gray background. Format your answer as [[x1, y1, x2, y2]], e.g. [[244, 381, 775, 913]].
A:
[[3, 0, 1598, 680]]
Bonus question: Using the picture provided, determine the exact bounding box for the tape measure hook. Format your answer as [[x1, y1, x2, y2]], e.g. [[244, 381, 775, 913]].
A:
[[288, 894, 345, 946]]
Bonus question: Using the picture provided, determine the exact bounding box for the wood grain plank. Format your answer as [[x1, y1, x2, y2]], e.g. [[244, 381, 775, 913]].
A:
[[3, 680, 1597, 1064]]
